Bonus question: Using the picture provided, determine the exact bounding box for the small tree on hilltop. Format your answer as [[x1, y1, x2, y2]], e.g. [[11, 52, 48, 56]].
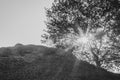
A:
[[42, 0, 120, 72]]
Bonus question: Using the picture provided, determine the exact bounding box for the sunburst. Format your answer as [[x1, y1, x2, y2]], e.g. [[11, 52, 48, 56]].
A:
[[70, 27, 107, 60], [73, 27, 95, 52], [60, 25, 107, 60]]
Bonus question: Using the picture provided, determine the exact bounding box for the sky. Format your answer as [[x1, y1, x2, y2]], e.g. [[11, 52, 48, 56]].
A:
[[0, 0, 53, 47]]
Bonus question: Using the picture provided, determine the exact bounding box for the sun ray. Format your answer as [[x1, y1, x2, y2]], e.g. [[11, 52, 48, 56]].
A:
[[68, 27, 107, 60], [61, 26, 107, 60]]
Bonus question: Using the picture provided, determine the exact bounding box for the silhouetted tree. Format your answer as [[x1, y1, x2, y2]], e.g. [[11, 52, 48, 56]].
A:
[[42, 0, 120, 72]]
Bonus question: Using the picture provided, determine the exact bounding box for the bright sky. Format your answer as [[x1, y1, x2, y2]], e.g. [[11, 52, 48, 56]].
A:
[[0, 0, 53, 47]]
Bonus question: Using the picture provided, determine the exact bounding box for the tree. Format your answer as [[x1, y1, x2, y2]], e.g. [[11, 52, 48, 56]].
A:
[[42, 0, 120, 72]]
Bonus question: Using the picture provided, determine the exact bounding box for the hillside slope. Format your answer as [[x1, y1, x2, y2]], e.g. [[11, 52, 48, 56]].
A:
[[0, 44, 120, 80]]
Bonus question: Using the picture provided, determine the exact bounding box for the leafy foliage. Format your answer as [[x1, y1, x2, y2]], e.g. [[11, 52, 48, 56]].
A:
[[43, 0, 120, 42], [42, 0, 120, 71]]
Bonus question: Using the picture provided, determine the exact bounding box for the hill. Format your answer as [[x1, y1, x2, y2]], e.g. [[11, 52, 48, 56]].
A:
[[0, 44, 120, 80]]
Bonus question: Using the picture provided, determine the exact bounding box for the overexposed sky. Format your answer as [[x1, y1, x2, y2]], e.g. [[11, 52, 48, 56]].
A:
[[0, 0, 53, 47]]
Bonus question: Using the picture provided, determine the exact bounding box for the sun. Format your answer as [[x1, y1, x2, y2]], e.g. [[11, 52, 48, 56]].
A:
[[62, 26, 106, 54], [75, 34, 93, 52], [60, 26, 107, 61], [77, 36, 89, 44], [74, 31, 94, 47]]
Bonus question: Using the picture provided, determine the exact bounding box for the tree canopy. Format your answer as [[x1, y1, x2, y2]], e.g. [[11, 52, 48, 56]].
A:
[[42, 0, 120, 72]]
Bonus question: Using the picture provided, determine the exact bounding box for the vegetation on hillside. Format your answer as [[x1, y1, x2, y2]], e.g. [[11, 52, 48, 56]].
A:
[[0, 44, 120, 80]]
